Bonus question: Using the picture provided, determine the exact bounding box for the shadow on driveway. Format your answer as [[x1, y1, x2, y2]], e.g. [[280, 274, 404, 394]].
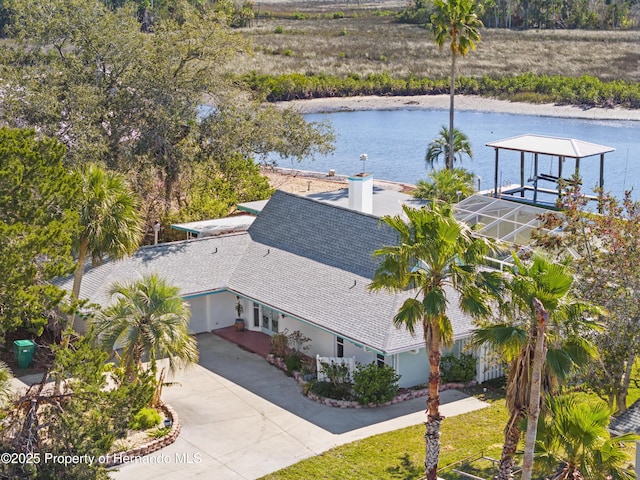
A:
[[196, 333, 464, 435]]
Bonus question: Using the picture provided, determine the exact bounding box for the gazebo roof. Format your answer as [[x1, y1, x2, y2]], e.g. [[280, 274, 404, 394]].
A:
[[486, 134, 615, 159]]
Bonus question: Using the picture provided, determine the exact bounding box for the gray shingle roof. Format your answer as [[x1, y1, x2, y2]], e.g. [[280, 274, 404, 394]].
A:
[[56, 233, 250, 305], [609, 399, 640, 435], [59, 190, 476, 354], [248, 190, 398, 279]]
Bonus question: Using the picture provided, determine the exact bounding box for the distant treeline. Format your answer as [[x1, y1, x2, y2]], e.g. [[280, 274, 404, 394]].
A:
[[244, 72, 640, 109], [399, 0, 640, 29]]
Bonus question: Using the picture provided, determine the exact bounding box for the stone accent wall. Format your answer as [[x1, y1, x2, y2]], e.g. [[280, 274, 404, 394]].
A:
[[105, 402, 181, 467]]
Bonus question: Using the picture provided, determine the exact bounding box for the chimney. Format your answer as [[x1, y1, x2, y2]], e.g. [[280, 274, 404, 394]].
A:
[[348, 172, 373, 214]]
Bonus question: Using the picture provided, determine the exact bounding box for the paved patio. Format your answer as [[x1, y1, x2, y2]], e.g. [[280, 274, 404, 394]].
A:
[[104, 333, 489, 480], [213, 326, 271, 358]]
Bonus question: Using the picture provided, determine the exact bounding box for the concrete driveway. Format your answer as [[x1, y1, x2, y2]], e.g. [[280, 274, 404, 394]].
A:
[[103, 333, 488, 480]]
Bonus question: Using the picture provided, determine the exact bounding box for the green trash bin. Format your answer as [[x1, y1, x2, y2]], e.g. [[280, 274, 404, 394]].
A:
[[13, 340, 36, 369]]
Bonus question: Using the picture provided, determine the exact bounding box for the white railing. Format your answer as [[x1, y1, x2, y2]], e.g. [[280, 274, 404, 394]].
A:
[[316, 355, 356, 382], [476, 344, 505, 383]]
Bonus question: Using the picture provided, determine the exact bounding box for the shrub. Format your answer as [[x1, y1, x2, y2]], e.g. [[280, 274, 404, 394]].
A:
[[352, 363, 400, 405], [291, 12, 306, 20], [285, 355, 303, 374], [148, 426, 171, 439], [274, 25, 283, 34], [282, 49, 293, 57], [300, 357, 316, 376], [129, 407, 161, 431], [440, 353, 477, 384], [316, 361, 352, 399], [287, 330, 311, 356], [309, 381, 352, 400], [270, 331, 289, 357], [332, 11, 344, 19]]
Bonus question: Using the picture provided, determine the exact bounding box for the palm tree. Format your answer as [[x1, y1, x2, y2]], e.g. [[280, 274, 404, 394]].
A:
[[534, 394, 637, 480], [91, 273, 198, 381], [472, 253, 601, 480], [71, 164, 143, 304], [369, 202, 503, 480], [413, 167, 475, 203], [425, 126, 473, 169], [430, 0, 482, 170]]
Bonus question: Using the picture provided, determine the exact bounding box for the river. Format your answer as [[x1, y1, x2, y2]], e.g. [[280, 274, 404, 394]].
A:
[[270, 108, 640, 200]]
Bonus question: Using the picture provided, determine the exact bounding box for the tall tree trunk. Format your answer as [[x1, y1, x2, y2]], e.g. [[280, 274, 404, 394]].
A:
[[497, 409, 525, 480], [425, 322, 443, 480], [447, 52, 456, 172], [71, 239, 88, 300], [521, 298, 548, 480], [616, 350, 636, 414], [54, 239, 89, 395], [127, 342, 145, 383]]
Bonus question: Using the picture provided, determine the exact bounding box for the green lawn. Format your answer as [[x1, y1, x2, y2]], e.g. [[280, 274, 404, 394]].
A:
[[260, 381, 640, 480], [260, 389, 508, 480]]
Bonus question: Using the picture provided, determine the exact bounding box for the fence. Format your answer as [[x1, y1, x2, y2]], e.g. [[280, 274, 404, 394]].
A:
[[452, 337, 505, 384], [316, 355, 356, 382]]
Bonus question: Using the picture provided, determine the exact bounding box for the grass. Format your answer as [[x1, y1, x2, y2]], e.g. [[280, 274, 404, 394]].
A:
[[239, 10, 640, 83], [259, 380, 639, 480], [259, 387, 509, 480]]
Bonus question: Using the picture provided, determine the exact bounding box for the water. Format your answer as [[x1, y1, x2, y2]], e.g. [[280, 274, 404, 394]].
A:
[[269, 109, 640, 200]]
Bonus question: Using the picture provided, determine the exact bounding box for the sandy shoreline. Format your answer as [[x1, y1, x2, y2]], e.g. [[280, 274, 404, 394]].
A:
[[280, 94, 640, 122]]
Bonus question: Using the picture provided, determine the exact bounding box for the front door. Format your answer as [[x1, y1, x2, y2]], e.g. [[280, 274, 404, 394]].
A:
[[261, 305, 279, 334]]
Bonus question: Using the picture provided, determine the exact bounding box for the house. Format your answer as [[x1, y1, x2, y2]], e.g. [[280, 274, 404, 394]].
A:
[[61, 173, 501, 388], [608, 401, 640, 479]]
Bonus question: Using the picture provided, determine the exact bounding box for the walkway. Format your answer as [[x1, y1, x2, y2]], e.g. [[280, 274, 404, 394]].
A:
[[11, 333, 487, 480]]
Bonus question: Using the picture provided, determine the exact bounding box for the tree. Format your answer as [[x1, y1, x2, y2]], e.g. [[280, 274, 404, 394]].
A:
[[430, 0, 482, 170], [91, 273, 198, 381], [0, 361, 13, 403], [534, 183, 640, 414], [425, 126, 473, 169], [0, 335, 154, 480], [2, 0, 333, 221], [473, 253, 600, 480], [369, 202, 502, 480], [71, 164, 143, 307], [521, 297, 547, 480], [534, 394, 637, 480], [413, 167, 475, 203], [0, 127, 80, 337]]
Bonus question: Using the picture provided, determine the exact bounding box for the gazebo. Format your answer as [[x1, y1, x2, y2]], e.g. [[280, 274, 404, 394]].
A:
[[486, 134, 615, 206]]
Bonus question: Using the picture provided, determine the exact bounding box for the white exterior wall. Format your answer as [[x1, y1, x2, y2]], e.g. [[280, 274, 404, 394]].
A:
[[397, 349, 429, 388], [279, 315, 377, 365], [185, 291, 237, 333], [343, 341, 375, 365], [279, 315, 335, 357]]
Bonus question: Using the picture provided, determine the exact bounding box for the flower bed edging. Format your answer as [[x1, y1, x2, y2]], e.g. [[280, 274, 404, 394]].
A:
[[105, 402, 181, 468], [266, 354, 477, 409]]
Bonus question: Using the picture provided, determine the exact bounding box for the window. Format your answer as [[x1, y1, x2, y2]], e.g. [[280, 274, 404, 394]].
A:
[[376, 354, 385, 367], [253, 303, 260, 328], [336, 337, 344, 357]]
